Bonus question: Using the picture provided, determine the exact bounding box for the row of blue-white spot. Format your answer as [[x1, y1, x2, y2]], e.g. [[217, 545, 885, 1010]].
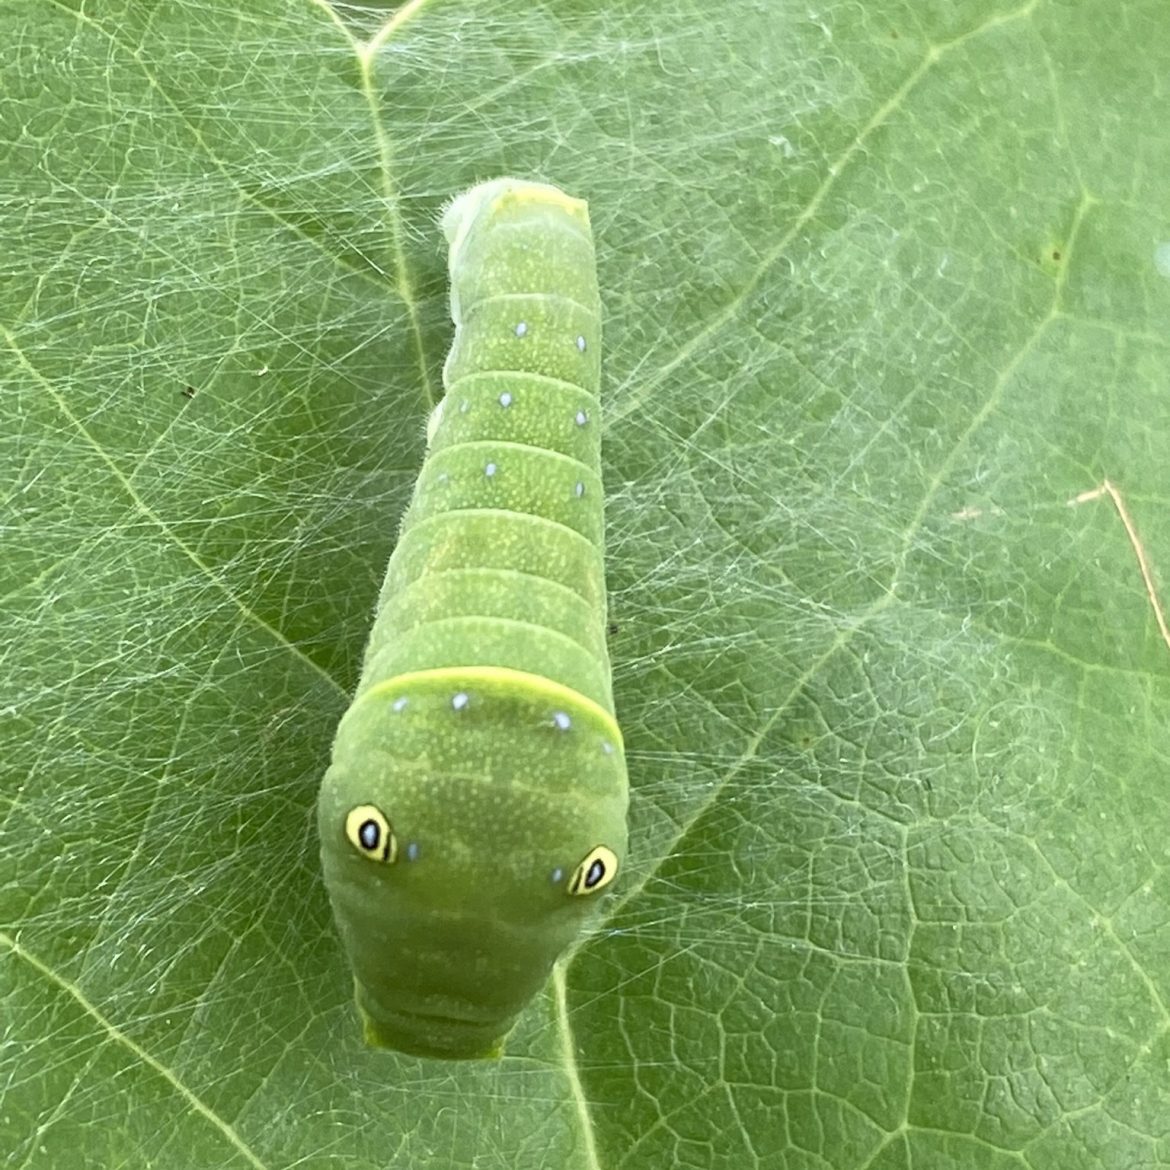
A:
[[512, 321, 588, 353], [458, 394, 590, 427], [442, 394, 593, 497], [389, 691, 614, 755]]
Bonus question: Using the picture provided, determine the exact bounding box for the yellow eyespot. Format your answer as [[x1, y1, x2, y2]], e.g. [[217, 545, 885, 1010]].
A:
[[567, 845, 618, 895], [345, 805, 397, 863]]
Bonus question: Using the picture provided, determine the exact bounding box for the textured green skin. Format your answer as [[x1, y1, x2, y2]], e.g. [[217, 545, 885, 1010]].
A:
[[318, 179, 628, 1060]]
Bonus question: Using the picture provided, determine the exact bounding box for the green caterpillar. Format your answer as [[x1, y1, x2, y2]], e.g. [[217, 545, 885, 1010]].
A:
[[317, 178, 628, 1060]]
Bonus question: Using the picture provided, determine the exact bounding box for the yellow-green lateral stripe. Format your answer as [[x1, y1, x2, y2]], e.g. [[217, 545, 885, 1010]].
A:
[[360, 665, 623, 748]]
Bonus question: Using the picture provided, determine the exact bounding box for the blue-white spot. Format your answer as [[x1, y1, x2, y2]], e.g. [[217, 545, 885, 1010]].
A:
[[575, 409, 588, 427], [550, 867, 565, 884], [406, 841, 421, 862], [576, 335, 587, 352], [459, 399, 470, 413], [436, 472, 450, 484], [553, 711, 571, 731], [452, 692, 469, 711], [514, 321, 528, 338], [485, 462, 497, 478], [498, 392, 513, 408], [574, 481, 585, 498], [601, 740, 614, 755], [392, 696, 408, 712]]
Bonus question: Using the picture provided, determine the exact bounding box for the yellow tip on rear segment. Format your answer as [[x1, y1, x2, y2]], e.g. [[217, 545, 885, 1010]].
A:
[[490, 183, 589, 226], [442, 177, 590, 256]]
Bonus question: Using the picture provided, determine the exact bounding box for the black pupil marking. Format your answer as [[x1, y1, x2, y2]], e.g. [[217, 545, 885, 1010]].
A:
[[359, 820, 380, 851], [585, 859, 605, 888]]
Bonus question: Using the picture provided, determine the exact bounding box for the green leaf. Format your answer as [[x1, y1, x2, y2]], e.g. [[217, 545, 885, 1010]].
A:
[[3, 1, 1169, 1167]]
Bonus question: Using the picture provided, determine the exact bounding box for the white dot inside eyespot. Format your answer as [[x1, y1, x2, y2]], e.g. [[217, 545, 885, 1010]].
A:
[[575, 410, 588, 427], [514, 321, 528, 337], [392, 696, 408, 712], [498, 392, 513, 408], [553, 711, 571, 731], [576, 335, 587, 352], [452, 692, 469, 711], [574, 481, 585, 498], [485, 462, 497, 477]]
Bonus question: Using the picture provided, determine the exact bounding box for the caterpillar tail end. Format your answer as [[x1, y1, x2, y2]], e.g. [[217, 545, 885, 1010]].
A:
[[441, 176, 590, 257]]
